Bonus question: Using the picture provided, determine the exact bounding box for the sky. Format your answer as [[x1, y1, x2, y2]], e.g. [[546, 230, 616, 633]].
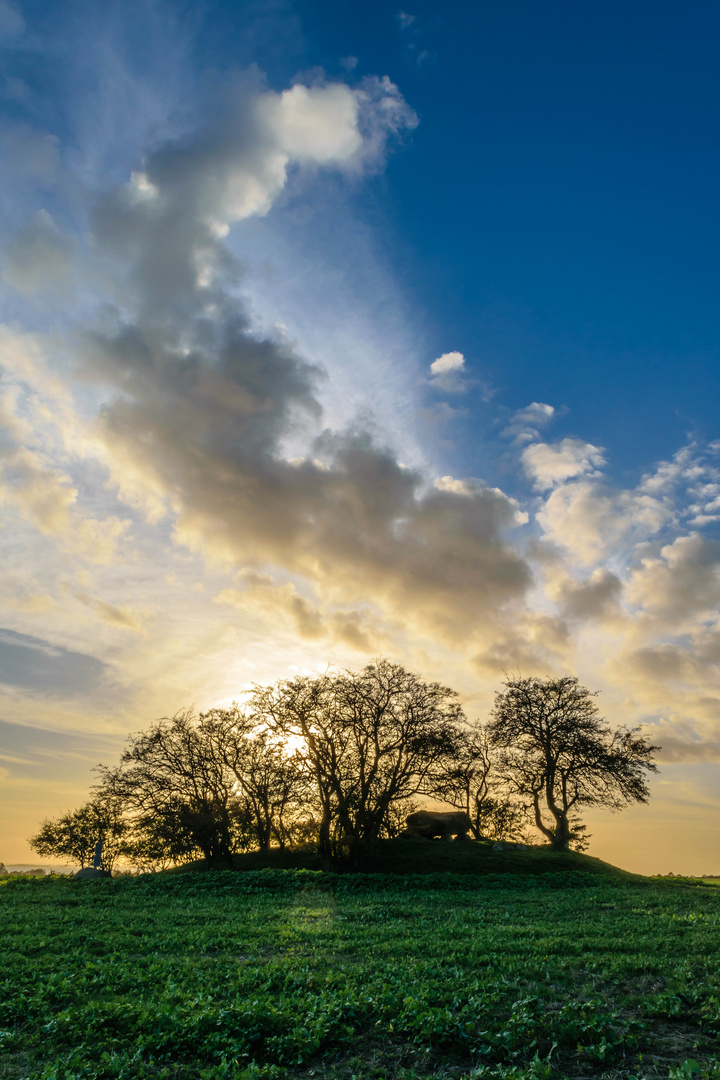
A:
[[1, 0, 720, 874]]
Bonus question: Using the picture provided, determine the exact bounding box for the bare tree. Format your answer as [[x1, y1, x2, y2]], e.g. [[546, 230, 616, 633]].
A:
[[96, 709, 241, 867], [202, 706, 309, 851], [251, 659, 466, 864], [430, 723, 494, 840], [430, 722, 531, 842], [488, 676, 660, 850]]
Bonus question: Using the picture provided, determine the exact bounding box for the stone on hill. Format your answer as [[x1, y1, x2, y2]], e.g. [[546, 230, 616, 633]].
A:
[[401, 810, 472, 841]]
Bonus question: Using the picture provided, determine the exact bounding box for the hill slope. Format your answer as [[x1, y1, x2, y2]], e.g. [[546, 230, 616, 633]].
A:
[[171, 839, 643, 882]]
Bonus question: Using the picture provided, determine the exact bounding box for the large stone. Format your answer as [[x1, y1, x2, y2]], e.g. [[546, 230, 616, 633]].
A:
[[73, 867, 111, 880], [401, 810, 472, 841]]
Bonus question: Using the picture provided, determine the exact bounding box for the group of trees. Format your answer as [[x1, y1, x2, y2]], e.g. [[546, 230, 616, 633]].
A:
[[30, 660, 660, 871]]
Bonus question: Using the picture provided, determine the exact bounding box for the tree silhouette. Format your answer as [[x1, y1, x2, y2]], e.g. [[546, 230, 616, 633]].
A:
[[251, 659, 466, 864], [431, 723, 530, 842], [202, 706, 309, 852], [30, 797, 127, 870], [488, 675, 659, 850], [96, 710, 241, 866]]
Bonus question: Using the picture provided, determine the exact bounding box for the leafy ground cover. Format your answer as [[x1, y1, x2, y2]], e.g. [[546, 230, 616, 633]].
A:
[[1, 848, 719, 1080]]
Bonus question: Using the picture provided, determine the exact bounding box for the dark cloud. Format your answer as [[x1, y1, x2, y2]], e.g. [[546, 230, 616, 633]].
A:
[[626, 644, 695, 682], [657, 735, 720, 763], [80, 77, 530, 643], [560, 569, 622, 619], [0, 628, 105, 697]]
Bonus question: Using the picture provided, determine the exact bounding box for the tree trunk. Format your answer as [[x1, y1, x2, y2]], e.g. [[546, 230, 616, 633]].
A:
[[318, 808, 333, 870], [532, 792, 555, 843], [260, 822, 272, 852], [550, 811, 570, 851]]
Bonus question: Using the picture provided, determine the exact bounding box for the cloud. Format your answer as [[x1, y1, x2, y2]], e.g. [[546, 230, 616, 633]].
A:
[[656, 736, 720, 763], [639, 444, 710, 496], [0, 327, 130, 562], [429, 351, 468, 393], [215, 574, 385, 652], [434, 474, 529, 524], [501, 401, 555, 444], [2, 210, 75, 293], [559, 568, 623, 619], [431, 351, 464, 375], [73, 594, 146, 634], [396, 10, 433, 66], [522, 438, 606, 490], [626, 534, 720, 624], [472, 612, 571, 675], [0, 628, 105, 697], [0, 443, 129, 563], [78, 76, 528, 647], [6, 592, 56, 613], [259, 82, 364, 164], [536, 480, 669, 566]]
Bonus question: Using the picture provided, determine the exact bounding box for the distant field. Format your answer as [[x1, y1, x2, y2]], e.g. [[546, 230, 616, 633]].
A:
[[1, 852, 719, 1080]]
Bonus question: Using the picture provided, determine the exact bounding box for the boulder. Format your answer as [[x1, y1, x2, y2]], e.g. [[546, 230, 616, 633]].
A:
[[401, 810, 472, 841], [73, 867, 111, 880]]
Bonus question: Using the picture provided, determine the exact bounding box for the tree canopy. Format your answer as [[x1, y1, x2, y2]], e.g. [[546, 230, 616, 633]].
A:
[[29, 663, 661, 870], [488, 675, 660, 850], [251, 658, 466, 863]]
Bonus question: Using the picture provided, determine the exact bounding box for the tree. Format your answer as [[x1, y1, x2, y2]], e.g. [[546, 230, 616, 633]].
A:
[[430, 722, 531, 842], [29, 797, 128, 871], [96, 706, 305, 868], [202, 707, 309, 852], [251, 659, 466, 864], [96, 709, 241, 867], [487, 676, 659, 850]]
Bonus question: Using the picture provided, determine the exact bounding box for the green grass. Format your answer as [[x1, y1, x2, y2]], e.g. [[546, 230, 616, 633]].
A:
[[1, 846, 719, 1080], [177, 840, 645, 880]]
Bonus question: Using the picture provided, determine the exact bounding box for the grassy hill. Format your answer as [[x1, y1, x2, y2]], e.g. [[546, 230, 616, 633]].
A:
[[170, 838, 645, 884]]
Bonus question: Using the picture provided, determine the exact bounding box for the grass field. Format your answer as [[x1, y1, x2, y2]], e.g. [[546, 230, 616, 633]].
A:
[[1, 846, 719, 1080]]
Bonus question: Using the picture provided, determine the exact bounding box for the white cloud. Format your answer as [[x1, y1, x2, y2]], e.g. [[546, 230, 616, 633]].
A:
[[259, 82, 363, 164], [627, 534, 720, 624], [501, 401, 555, 443], [522, 438, 606, 490], [431, 351, 464, 375], [536, 481, 670, 566], [429, 351, 468, 393]]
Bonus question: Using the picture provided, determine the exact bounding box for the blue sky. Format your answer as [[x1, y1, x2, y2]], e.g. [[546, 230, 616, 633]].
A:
[[210, 0, 720, 479], [1, 0, 720, 871]]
